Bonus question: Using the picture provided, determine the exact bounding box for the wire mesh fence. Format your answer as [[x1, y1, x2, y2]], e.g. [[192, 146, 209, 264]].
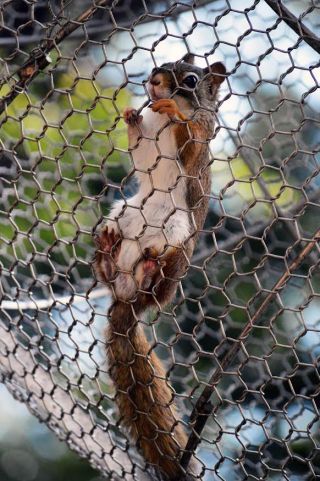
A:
[[0, 1, 319, 480]]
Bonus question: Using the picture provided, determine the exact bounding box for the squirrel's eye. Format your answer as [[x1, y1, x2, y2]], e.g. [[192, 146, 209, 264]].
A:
[[183, 75, 198, 89]]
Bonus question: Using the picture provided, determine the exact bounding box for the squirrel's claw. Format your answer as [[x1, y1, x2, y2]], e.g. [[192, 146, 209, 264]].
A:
[[94, 226, 122, 283], [124, 108, 143, 125], [96, 226, 121, 253]]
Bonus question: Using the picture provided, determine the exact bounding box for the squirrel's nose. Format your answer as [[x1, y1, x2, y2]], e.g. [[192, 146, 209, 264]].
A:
[[150, 78, 161, 86]]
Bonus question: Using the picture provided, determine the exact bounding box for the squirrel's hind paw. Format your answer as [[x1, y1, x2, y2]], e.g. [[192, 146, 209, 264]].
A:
[[94, 227, 122, 283], [137, 247, 164, 291]]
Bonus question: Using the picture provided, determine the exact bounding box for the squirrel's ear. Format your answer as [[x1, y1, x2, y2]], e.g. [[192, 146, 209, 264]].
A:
[[182, 53, 195, 65], [203, 62, 226, 85]]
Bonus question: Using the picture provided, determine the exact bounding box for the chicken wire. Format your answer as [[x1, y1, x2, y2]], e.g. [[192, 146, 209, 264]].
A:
[[0, 0, 320, 480]]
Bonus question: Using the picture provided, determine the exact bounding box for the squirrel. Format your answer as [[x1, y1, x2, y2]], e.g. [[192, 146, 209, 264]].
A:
[[94, 53, 226, 480]]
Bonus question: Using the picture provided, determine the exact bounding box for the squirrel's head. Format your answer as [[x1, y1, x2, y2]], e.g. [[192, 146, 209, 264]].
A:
[[147, 53, 226, 107]]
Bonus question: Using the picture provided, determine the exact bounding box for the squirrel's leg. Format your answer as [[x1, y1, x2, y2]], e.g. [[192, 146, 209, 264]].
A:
[[124, 108, 143, 148], [94, 226, 122, 284]]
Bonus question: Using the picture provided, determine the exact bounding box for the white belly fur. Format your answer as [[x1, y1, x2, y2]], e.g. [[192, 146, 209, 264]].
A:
[[106, 107, 191, 298]]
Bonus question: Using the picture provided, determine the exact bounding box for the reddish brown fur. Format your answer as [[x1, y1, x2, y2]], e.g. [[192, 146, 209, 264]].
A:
[[105, 245, 192, 479], [95, 71, 223, 478], [107, 301, 187, 479], [151, 98, 212, 235]]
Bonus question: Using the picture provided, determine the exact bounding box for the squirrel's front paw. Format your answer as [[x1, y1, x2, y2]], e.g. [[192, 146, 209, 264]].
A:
[[150, 99, 185, 121], [94, 227, 122, 283], [124, 108, 143, 126]]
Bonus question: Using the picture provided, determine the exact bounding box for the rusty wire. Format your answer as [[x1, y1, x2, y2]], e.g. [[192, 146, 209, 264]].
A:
[[0, 1, 320, 480]]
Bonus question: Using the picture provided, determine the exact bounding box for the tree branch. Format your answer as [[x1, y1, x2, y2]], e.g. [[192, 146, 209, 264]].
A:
[[181, 226, 320, 471], [0, 0, 109, 116], [264, 0, 320, 54]]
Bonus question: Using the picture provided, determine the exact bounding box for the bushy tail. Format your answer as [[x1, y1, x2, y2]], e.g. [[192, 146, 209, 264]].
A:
[[107, 300, 190, 480]]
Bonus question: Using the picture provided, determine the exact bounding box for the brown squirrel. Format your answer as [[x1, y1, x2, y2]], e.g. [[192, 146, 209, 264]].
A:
[[94, 53, 226, 480]]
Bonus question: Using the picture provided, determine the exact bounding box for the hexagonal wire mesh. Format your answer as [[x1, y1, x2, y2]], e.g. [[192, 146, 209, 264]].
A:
[[0, 0, 320, 480]]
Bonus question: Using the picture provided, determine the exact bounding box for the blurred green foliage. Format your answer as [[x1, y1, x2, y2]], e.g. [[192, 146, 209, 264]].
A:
[[0, 73, 131, 241], [0, 73, 131, 293]]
